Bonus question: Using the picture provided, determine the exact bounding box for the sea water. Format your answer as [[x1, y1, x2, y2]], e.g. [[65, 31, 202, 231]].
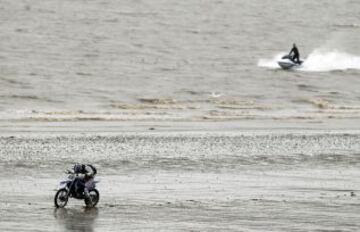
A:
[[0, 0, 360, 123]]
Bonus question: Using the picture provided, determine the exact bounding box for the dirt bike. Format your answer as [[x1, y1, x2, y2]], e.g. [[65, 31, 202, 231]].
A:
[[54, 170, 100, 208]]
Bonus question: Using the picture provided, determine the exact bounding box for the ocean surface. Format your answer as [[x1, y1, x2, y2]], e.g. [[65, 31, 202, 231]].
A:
[[1, 1, 360, 231], [1, 0, 360, 123]]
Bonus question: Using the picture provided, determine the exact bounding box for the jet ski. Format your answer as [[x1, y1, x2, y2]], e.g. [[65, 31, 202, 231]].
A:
[[278, 55, 303, 70]]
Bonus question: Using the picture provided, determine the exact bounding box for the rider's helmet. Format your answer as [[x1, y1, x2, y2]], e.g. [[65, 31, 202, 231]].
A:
[[293, 43, 297, 48], [73, 163, 83, 173]]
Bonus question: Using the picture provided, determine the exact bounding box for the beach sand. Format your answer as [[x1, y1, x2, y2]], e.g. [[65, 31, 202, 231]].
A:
[[1, 122, 360, 231]]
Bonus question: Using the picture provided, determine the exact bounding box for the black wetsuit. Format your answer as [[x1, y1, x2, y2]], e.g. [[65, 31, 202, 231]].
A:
[[289, 46, 300, 64]]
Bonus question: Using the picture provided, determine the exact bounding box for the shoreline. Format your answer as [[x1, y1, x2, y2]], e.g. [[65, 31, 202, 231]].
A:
[[1, 118, 360, 134]]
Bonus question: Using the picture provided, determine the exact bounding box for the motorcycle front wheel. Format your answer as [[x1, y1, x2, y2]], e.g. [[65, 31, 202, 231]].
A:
[[85, 189, 100, 207], [54, 189, 69, 208]]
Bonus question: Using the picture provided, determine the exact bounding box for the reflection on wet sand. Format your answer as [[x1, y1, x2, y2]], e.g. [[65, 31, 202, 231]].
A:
[[54, 208, 98, 232]]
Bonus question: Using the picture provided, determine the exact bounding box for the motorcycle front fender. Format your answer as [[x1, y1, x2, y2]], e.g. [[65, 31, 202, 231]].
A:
[[57, 181, 71, 190]]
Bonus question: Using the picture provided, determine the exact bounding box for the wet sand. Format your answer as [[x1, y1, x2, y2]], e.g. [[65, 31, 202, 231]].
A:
[[1, 126, 360, 231]]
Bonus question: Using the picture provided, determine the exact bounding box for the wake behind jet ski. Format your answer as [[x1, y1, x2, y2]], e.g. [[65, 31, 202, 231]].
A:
[[278, 43, 304, 70]]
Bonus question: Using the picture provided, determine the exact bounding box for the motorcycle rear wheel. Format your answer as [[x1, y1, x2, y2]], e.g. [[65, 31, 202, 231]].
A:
[[54, 189, 68, 208], [84, 189, 100, 207]]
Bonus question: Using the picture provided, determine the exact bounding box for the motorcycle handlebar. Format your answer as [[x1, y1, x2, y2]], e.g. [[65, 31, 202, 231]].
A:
[[65, 169, 74, 174]]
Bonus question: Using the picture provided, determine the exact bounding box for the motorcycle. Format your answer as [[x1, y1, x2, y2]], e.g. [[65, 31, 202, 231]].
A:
[[54, 170, 100, 208]]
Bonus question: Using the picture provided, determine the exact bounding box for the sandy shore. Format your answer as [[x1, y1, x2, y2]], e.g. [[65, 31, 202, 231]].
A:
[[1, 125, 360, 231]]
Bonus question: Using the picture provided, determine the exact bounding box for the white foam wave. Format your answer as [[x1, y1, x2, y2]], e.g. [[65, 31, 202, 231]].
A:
[[257, 53, 285, 69], [301, 49, 360, 72], [258, 50, 360, 72]]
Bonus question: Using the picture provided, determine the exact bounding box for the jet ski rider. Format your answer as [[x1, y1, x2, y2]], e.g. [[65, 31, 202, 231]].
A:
[[73, 163, 97, 204], [289, 43, 300, 64]]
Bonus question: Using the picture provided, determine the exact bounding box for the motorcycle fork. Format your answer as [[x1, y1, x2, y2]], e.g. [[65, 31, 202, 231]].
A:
[[66, 180, 76, 198]]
